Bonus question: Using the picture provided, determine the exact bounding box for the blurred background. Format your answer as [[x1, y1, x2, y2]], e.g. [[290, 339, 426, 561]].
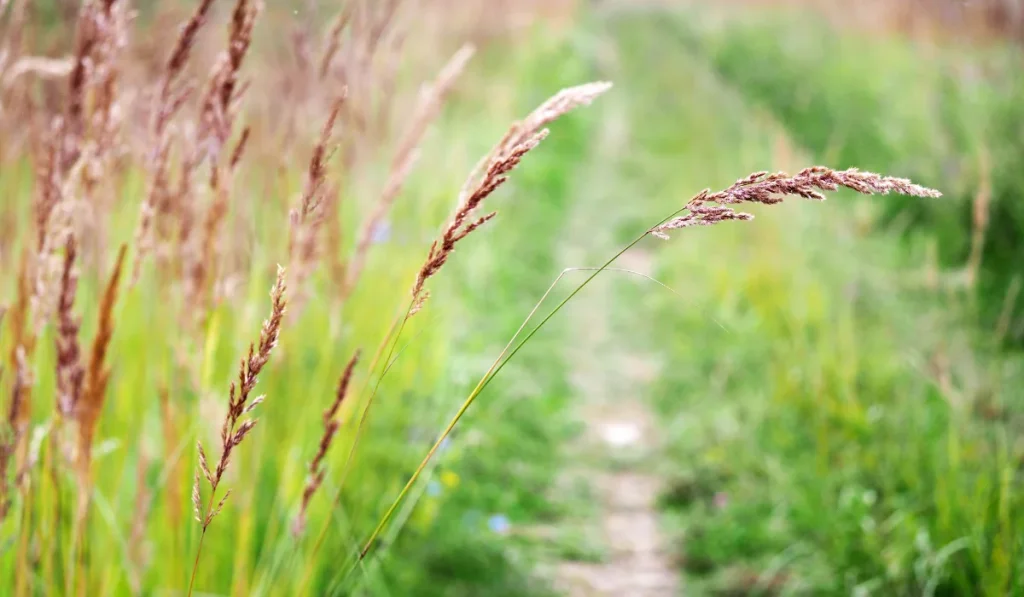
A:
[[1, 0, 1022, 595]]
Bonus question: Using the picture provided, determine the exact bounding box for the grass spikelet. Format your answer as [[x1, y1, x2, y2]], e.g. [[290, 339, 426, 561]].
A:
[[199, 0, 260, 159], [1, 248, 38, 526], [292, 351, 360, 538], [4, 249, 36, 479], [132, 0, 216, 285], [0, 302, 13, 521], [189, 266, 287, 597], [75, 243, 127, 479], [410, 80, 613, 314], [459, 80, 613, 204], [289, 95, 345, 301], [54, 236, 84, 418], [164, 0, 215, 102], [649, 166, 942, 239]]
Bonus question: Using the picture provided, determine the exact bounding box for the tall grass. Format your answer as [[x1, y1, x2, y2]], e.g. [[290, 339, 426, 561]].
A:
[[0, 1, 603, 594], [604, 9, 1024, 594], [670, 4, 1024, 348], [0, 2, 967, 596]]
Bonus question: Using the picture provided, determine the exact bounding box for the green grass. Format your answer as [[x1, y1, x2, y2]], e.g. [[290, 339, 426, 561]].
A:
[[600, 7, 1024, 595], [5, 3, 1024, 596], [0, 17, 606, 596], [670, 6, 1024, 348]]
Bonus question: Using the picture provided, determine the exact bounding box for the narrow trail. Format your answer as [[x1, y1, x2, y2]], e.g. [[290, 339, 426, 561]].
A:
[[544, 41, 680, 594], [534, 5, 811, 593]]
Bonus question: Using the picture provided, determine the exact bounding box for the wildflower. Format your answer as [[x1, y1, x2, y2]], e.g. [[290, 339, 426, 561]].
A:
[[488, 514, 511, 534], [440, 470, 460, 489]]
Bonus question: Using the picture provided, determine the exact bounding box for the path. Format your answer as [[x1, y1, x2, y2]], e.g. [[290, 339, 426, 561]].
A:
[[543, 33, 681, 593]]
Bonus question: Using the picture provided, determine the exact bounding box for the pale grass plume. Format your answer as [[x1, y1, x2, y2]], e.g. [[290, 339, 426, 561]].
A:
[[128, 447, 154, 594], [345, 43, 476, 298], [131, 0, 216, 285], [412, 81, 613, 314], [650, 166, 942, 239], [158, 388, 184, 530], [190, 266, 286, 596], [289, 95, 345, 303], [182, 0, 262, 324], [197, 0, 261, 162], [318, 2, 354, 78], [195, 266, 287, 526], [292, 351, 360, 537]]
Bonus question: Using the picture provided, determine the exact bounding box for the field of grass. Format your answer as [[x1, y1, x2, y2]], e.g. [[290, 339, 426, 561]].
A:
[[594, 4, 1024, 595], [1, 1, 1022, 596]]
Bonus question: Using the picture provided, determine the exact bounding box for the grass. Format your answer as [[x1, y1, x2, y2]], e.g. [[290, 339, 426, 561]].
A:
[[2, 1, 1022, 596], [0, 2, 606, 595], [670, 4, 1024, 348], [600, 6, 1024, 595]]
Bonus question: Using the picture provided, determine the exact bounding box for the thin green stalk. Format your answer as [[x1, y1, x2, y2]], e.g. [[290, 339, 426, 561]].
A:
[[296, 305, 410, 595], [353, 219, 676, 561]]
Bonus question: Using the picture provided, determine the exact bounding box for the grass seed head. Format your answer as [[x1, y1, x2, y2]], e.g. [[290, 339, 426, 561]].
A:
[[199, 266, 287, 528], [412, 81, 612, 314], [293, 350, 360, 537], [650, 166, 942, 239]]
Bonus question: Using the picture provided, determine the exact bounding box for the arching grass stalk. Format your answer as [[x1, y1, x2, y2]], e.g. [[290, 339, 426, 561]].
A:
[[352, 165, 941, 565], [296, 80, 615, 595], [352, 227, 655, 564], [332, 265, 691, 594]]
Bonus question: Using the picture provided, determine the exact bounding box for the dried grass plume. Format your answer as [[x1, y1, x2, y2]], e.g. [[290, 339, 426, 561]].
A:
[[411, 80, 612, 313], [650, 166, 942, 239]]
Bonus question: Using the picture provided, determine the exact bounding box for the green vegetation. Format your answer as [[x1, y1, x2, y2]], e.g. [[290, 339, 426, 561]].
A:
[[2, 1, 1022, 596], [600, 7, 1024, 595], [672, 7, 1024, 348]]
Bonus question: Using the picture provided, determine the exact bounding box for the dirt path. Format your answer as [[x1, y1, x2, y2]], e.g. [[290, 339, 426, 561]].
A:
[[544, 54, 680, 592], [555, 392, 679, 597]]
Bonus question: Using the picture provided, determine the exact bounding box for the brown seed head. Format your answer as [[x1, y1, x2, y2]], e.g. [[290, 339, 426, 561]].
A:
[[55, 236, 84, 418], [200, 266, 286, 527], [75, 244, 127, 473], [292, 350, 360, 537], [411, 80, 612, 313], [650, 166, 942, 239]]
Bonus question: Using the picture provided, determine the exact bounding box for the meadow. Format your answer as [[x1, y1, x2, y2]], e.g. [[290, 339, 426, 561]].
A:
[[0, 1, 1021, 596]]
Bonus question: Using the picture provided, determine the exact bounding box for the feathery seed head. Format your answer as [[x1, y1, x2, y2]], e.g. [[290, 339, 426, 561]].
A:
[[650, 166, 941, 239]]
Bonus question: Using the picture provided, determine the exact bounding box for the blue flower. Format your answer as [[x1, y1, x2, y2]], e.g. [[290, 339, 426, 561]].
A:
[[426, 480, 441, 497], [488, 514, 511, 535]]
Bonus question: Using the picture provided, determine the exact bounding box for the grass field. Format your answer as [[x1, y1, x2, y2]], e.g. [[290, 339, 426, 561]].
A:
[[1, 1, 1021, 596]]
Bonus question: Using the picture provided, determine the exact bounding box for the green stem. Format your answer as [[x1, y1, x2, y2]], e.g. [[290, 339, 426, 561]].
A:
[[355, 226, 661, 561], [296, 306, 409, 595]]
